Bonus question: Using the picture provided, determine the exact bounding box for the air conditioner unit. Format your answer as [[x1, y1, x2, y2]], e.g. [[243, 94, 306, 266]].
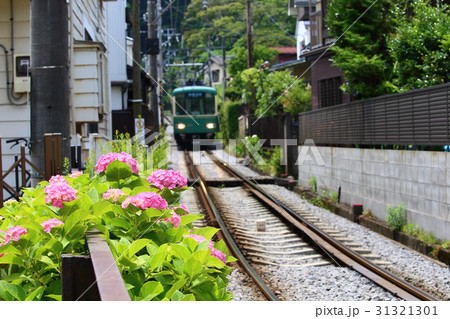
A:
[[13, 54, 30, 93]]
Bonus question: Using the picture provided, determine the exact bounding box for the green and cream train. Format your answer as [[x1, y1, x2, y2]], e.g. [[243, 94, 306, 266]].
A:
[[172, 84, 219, 145]]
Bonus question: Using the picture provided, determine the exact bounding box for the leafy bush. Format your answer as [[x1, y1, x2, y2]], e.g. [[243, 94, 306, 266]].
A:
[[402, 223, 420, 237], [417, 230, 439, 246], [219, 101, 241, 143], [386, 204, 407, 231], [0, 153, 235, 301]]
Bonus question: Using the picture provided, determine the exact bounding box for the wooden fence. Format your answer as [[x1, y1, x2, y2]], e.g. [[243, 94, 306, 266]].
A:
[[0, 133, 62, 207]]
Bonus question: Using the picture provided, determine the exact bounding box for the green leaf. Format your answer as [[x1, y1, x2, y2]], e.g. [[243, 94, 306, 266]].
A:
[[142, 207, 166, 219], [110, 217, 131, 230], [227, 256, 238, 263], [126, 239, 152, 257], [0, 280, 26, 301], [0, 254, 24, 266], [139, 281, 164, 301], [164, 277, 187, 300], [45, 294, 62, 301], [38, 256, 59, 270], [183, 259, 203, 278], [65, 225, 88, 241], [180, 294, 196, 301], [149, 252, 166, 271], [183, 237, 199, 252], [146, 243, 158, 256], [0, 243, 21, 255], [25, 286, 46, 301], [180, 214, 203, 225], [131, 186, 155, 196], [105, 160, 133, 183], [45, 238, 64, 255], [205, 255, 227, 267], [171, 290, 185, 301], [192, 227, 219, 240], [92, 200, 113, 217], [86, 187, 99, 203], [191, 250, 210, 263], [160, 188, 182, 206], [214, 240, 230, 256], [64, 209, 92, 235], [170, 244, 191, 261]]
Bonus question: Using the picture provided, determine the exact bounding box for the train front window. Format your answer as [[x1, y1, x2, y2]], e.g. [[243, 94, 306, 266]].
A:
[[204, 93, 215, 114], [175, 92, 216, 115]]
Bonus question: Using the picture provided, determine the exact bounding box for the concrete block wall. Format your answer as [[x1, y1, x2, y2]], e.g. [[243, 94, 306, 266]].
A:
[[298, 147, 450, 241]]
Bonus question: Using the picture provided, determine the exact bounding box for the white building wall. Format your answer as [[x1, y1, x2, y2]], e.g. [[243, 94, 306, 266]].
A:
[[106, 0, 127, 82], [105, 0, 128, 112], [1, 0, 116, 194], [0, 0, 31, 198]]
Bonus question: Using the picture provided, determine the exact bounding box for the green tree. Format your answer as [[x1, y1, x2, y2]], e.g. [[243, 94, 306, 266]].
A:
[[326, 0, 397, 99], [388, 0, 450, 91], [238, 68, 310, 117], [228, 45, 277, 77], [255, 70, 310, 117], [226, 45, 277, 102], [182, 0, 295, 51]]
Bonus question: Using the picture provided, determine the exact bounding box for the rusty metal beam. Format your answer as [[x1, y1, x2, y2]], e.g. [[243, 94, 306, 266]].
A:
[[85, 230, 131, 301]]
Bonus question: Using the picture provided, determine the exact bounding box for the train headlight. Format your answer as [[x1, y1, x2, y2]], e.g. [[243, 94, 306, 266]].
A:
[[177, 123, 186, 130], [206, 122, 216, 129]]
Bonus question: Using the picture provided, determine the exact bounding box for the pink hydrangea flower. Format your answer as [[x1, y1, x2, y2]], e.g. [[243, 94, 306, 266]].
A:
[[183, 234, 226, 263], [121, 192, 168, 210], [211, 247, 227, 263], [95, 152, 139, 174], [5, 226, 27, 241], [0, 227, 27, 258], [68, 171, 83, 178], [147, 170, 187, 190], [41, 218, 64, 233], [0, 230, 8, 258], [184, 234, 214, 248], [44, 180, 77, 208], [49, 175, 66, 184], [161, 211, 181, 228], [102, 189, 126, 202], [0, 230, 10, 245]]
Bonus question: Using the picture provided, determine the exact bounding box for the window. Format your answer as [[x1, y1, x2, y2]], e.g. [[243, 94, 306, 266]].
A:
[[319, 77, 342, 108], [212, 70, 220, 83], [175, 92, 216, 115]]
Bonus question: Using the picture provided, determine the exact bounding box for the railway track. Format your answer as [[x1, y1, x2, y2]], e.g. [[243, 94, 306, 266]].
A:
[[183, 149, 439, 301]]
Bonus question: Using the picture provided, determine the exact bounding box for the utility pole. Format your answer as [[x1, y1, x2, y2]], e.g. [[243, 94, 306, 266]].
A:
[[148, 0, 160, 132], [246, 0, 253, 68], [222, 36, 226, 104], [132, 0, 143, 120], [30, 0, 70, 177]]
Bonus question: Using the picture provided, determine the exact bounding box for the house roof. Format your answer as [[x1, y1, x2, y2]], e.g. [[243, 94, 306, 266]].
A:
[[271, 58, 307, 71], [270, 47, 297, 54]]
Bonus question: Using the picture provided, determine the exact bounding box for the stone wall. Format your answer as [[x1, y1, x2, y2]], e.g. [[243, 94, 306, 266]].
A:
[[298, 147, 450, 240]]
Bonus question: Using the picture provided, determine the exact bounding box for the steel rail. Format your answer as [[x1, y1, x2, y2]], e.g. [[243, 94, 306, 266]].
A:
[[184, 150, 279, 301], [206, 151, 438, 301]]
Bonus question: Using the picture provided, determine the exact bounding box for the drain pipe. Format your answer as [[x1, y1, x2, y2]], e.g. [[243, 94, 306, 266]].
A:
[[8, 0, 26, 103], [0, 43, 26, 106]]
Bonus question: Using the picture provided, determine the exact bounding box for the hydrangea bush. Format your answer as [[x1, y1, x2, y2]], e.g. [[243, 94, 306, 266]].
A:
[[0, 154, 235, 301]]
